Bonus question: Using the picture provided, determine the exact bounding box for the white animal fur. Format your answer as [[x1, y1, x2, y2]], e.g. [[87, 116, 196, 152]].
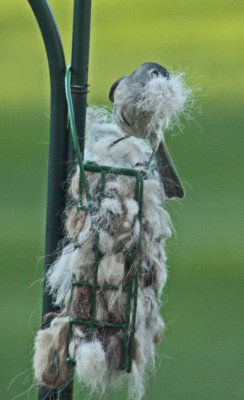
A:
[[75, 341, 107, 389], [137, 72, 192, 132]]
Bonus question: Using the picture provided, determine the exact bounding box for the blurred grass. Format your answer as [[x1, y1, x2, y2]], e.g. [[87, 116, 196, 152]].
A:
[[0, 0, 243, 399]]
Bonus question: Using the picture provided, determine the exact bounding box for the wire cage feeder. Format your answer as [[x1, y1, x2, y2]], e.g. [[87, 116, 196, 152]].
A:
[[65, 66, 145, 373]]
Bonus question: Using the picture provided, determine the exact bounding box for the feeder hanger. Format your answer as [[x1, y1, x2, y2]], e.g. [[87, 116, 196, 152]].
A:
[[27, 1, 92, 399]]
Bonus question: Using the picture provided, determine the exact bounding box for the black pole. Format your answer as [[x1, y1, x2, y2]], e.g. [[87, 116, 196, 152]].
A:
[[69, 0, 92, 159], [58, 5, 92, 396], [65, 0, 92, 180]]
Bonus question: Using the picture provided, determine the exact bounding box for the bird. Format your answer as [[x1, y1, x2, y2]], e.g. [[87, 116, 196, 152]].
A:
[[109, 62, 185, 199]]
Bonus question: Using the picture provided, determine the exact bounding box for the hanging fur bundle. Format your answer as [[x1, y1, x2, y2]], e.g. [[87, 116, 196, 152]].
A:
[[33, 107, 173, 399]]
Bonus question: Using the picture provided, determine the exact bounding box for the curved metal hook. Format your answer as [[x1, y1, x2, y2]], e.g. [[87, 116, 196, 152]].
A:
[[27, 0, 67, 303], [27, 1, 69, 399]]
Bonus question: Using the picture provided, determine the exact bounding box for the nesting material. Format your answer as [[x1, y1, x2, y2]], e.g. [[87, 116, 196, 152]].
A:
[[136, 72, 192, 133], [33, 107, 173, 399]]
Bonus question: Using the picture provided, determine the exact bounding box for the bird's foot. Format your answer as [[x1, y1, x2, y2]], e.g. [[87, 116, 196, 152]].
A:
[[134, 150, 157, 170], [146, 149, 157, 168], [134, 162, 146, 168], [108, 136, 127, 149]]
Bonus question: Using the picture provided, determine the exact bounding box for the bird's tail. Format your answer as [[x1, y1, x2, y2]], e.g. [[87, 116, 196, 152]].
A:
[[155, 140, 184, 199]]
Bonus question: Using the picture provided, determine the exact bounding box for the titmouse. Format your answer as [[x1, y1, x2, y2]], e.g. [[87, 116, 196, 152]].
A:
[[109, 62, 186, 199]]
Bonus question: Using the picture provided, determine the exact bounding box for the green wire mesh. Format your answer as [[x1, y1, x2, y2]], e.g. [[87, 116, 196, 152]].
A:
[[64, 66, 145, 373]]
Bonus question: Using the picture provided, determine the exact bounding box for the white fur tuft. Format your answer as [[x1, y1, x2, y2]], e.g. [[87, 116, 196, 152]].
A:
[[75, 341, 107, 389], [137, 72, 192, 132], [98, 253, 125, 286]]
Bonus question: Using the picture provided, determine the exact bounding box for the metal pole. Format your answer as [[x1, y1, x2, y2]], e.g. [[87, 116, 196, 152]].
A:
[[66, 0, 92, 173], [71, 0, 91, 156], [54, 6, 93, 398]]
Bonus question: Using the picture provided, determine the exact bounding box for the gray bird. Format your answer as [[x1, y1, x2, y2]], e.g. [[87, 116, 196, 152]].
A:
[[109, 62, 185, 199]]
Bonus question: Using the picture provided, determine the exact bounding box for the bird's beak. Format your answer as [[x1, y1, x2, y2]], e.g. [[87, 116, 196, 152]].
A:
[[157, 140, 184, 199], [109, 76, 124, 102]]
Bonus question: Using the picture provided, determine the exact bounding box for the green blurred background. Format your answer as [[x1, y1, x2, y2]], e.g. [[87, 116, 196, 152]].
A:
[[0, 0, 243, 399]]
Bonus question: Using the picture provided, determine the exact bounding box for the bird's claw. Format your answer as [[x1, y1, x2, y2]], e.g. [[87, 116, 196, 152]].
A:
[[108, 136, 127, 149], [134, 149, 156, 170], [134, 162, 148, 170]]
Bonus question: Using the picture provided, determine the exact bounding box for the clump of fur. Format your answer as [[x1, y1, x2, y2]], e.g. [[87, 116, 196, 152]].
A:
[[75, 341, 107, 389], [137, 72, 192, 131], [33, 317, 72, 389], [33, 107, 172, 399]]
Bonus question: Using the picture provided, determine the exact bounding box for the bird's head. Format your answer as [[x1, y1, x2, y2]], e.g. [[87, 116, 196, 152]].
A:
[[109, 62, 170, 103]]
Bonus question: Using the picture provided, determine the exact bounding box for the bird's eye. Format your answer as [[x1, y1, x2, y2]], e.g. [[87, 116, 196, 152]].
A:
[[151, 70, 159, 77]]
